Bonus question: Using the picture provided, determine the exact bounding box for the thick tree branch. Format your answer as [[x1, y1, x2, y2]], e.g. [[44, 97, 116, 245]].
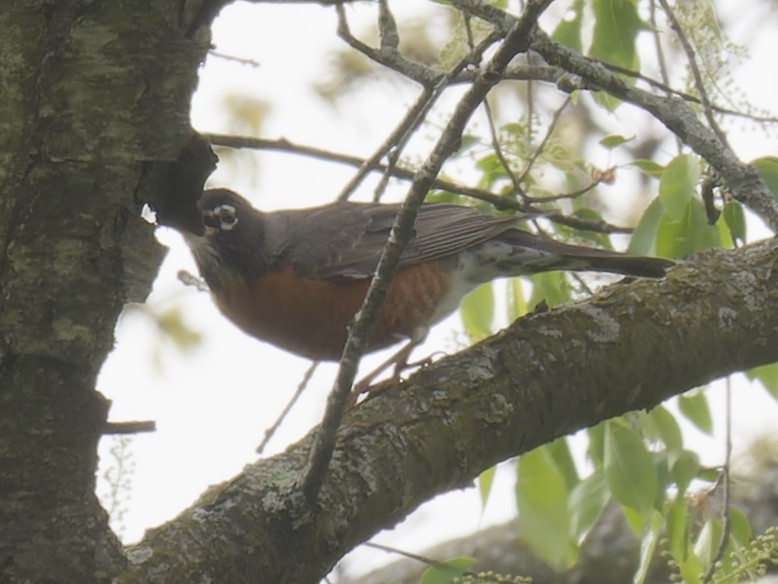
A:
[[125, 238, 778, 584]]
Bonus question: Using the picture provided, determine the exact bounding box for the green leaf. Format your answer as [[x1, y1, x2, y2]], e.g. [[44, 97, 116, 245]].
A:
[[420, 557, 477, 584], [475, 153, 506, 189], [670, 450, 700, 497], [659, 154, 701, 221], [751, 156, 778, 198], [528, 270, 570, 308], [746, 362, 778, 400], [722, 200, 746, 244], [632, 159, 665, 176], [668, 498, 704, 584], [590, 0, 642, 69], [517, 447, 575, 569], [551, 0, 584, 52], [587, 423, 606, 467], [656, 197, 721, 259], [460, 283, 494, 342], [627, 198, 664, 256], [715, 208, 734, 249], [622, 505, 646, 536], [648, 405, 683, 454], [678, 390, 713, 435], [154, 306, 204, 351], [634, 510, 663, 584], [569, 471, 610, 540], [457, 134, 480, 154], [728, 507, 752, 548], [604, 421, 658, 513], [546, 438, 580, 490], [479, 466, 496, 509], [694, 518, 721, 566], [698, 467, 722, 484], [599, 134, 633, 149], [652, 452, 670, 510], [506, 277, 527, 323], [666, 496, 691, 561], [677, 552, 703, 584]]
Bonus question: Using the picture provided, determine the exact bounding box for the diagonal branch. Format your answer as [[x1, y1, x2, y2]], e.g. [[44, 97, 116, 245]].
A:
[[529, 29, 778, 230], [299, 0, 555, 500], [450, 0, 778, 230], [206, 134, 633, 233], [656, 0, 729, 147], [125, 238, 778, 584]]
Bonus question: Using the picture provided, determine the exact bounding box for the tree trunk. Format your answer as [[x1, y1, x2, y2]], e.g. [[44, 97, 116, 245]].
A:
[[0, 2, 212, 581]]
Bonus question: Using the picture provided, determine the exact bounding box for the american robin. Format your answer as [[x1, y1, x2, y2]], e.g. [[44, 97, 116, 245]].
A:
[[182, 188, 674, 362]]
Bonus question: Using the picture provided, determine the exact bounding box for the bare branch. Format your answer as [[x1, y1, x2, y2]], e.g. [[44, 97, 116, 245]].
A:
[[517, 94, 572, 188], [528, 31, 778, 231], [299, 0, 555, 501], [205, 133, 632, 233], [335, 2, 443, 87], [702, 377, 734, 584], [657, 0, 730, 147], [102, 420, 156, 435], [334, 7, 501, 201], [255, 361, 319, 455]]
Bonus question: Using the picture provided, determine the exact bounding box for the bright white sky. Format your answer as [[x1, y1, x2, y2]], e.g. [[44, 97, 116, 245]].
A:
[[97, 1, 778, 579]]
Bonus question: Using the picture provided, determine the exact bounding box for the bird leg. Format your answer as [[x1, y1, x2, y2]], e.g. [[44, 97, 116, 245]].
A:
[[346, 326, 429, 408]]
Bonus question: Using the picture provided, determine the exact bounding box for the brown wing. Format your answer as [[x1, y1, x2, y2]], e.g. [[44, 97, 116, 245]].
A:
[[268, 201, 529, 279]]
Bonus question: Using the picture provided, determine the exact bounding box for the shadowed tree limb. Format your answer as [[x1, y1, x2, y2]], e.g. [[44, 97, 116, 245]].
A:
[[125, 238, 778, 583]]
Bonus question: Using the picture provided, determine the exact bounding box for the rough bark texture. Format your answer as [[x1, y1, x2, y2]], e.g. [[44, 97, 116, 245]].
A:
[[0, 1, 214, 582], [123, 240, 778, 583]]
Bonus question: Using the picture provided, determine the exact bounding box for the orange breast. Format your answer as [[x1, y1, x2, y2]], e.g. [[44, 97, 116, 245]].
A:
[[211, 262, 453, 361]]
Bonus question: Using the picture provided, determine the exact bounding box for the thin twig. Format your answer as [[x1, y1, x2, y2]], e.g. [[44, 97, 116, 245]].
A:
[[363, 541, 441, 568], [517, 94, 572, 186], [334, 4, 501, 201], [460, 56, 778, 126], [528, 29, 778, 230], [207, 133, 633, 233], [207, 51, 262, 68], [363, 541, 480, 577], [702, 378, 733, 583], [650, 0, 682, 152], [102, 420, 156, 435], [207, 133, 501, 201], [469, 9, 527, 201], [656, 0, 729, 148], [483, 96, 527, 199], [527, 176, 604, 204], [255, 361, 319, 455], [546, 212, 632, 234], [598, 61, 778, 125], [334, 2, 442, 87]]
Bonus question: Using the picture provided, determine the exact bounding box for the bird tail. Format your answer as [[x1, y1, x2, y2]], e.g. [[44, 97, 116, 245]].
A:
[[488, 230, 674, 279]]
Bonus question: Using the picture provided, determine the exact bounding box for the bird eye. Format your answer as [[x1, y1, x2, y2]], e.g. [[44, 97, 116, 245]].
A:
[[204, 204, 239, 232]]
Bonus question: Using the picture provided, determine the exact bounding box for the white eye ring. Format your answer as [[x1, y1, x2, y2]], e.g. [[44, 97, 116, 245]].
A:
[[213, 204, 238, 231]]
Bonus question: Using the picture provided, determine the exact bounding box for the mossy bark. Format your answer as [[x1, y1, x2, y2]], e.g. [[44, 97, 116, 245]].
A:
[[0, 2, 212, 582]]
